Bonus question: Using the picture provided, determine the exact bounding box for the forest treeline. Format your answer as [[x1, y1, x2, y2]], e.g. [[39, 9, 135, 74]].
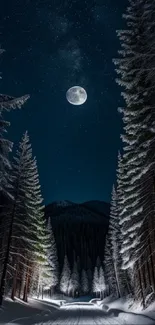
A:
[[0, 95, 59, 305], [0, 57, 106, 305], [45, 202, 108, 271]]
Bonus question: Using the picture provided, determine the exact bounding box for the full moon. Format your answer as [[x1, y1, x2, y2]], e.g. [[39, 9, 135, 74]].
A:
[[66, 86, 87, 105]]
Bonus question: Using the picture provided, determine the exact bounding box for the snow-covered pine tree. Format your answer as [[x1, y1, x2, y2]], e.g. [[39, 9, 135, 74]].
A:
[[92, 266, 99, 297], [17, 138, 53, 302], [46, 218, 59, 291], [0, 94, 29, 282], [98, 266, 106, 299], [0, 48, 29, 200], [81, 269, 89, 295], [33, 212, 55, 301], [0, 130, 36, 305], [10, 132, 43, 302], [104, 185, 126, 298], [0, 92, 29, 198], [111, 185, 129, 297], [117, 152, 134, 296], [109, 187, 119, 287], [104, 236, 116, 297], [0, 132, 51, 304], [69, 260, 80, 297], [113, 0, 155, 305], [0, 48, 29, 305], [60, 255, 71, 295]]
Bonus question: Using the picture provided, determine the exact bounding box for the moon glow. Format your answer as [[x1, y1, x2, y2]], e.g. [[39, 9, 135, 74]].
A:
[[66, 86, 87, 105]]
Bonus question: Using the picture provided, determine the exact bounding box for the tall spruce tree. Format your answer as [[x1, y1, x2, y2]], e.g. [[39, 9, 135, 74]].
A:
[[104, 236, 117, 297], [0, 48, 29, 198], [10, 132, 44, 302], [104, 186, 121, 298], [46, 218, 59, 289], [0, 132, 51, 304], [14, 134, 53, 302], [0, 99, 30, 306], [92, 266, 99, 297], [116, 152, 132, 296], [34, 210, 53, 300], [81, 269, 89, 295], [113, 0, 155, 305], [0, 49, 29, 305], [0, 93, 29, 198], [98, 266, 105, 299], [69, 260, 80, 297], [60, 255, 71, 295], [0, 92, 29, 252]]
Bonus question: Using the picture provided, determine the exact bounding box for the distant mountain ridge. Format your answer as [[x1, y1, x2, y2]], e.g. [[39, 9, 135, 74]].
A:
[[45, 200, 110, 223], [82, 200, 110, 218], [45, 200, 110, 270]]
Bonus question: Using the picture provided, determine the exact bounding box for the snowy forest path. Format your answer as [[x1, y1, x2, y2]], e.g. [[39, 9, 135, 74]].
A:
[[2, 299, 155, 325], [36, 303, 126, 325], [36, 303, 155, 325], [42, 304, 108, 325]]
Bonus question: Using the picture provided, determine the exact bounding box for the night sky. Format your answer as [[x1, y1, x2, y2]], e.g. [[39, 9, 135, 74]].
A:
[[1, 0, 127, 205]]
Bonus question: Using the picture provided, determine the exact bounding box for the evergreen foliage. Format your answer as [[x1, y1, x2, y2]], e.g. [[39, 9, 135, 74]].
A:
[[0, 132, 57, 304], [60, 255, 71, 295], [104, 0, 155, 307], [92, 266, 99, 296], [81, 269, 89, 295], [69, 260, 80, 297], [46, 217, 59, 287]]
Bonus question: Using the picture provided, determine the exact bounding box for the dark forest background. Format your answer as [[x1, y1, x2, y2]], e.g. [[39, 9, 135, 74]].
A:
[[45, 200, 109, 271]]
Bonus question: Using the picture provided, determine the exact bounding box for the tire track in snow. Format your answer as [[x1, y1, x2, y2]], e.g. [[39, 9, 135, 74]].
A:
[[49, 305, 81, 325]]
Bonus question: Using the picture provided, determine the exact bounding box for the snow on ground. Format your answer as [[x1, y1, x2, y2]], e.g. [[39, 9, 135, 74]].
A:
[[1, 297, 155, 324], [100, 296, 155, 317], [0, 297, 58, 325], [144, 301, 155, 319], [32, 297, 63, 307], [102, 296, 139, 310], [98, 296, 155, 324], [34, 302, 155, 325]]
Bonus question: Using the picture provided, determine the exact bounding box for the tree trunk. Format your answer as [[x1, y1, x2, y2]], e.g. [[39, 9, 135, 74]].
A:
[[18, 281, 22, 299], [37, 285, 40, 299], [20, 268, 26, 298], [137, 261, 145, 309], [37, 271, 40, 299], [0, 208, 15, 305], [11, 263, 18, 301], [125, 270, 132, 295], [42, 286, 44, 300], [148, 228, 155, 292], [114, 261, 121, 298], [0, 180, 20, 306], [23, 267, 29, 302]]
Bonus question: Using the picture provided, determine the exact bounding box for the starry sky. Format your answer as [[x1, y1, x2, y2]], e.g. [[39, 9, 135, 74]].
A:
[[1, 0, 127, 205]]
